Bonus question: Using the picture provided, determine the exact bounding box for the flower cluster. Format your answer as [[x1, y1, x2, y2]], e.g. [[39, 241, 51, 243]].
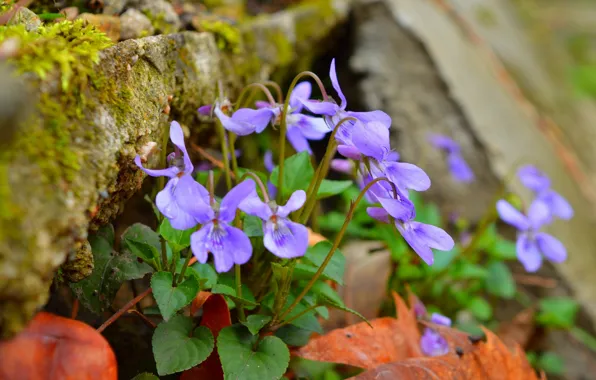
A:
[[496, 165, 572, 272], [414, 300, 451, 357], [428, 134, 474, 183]]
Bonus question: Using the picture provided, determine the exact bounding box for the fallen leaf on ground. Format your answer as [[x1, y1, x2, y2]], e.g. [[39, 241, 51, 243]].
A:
[[497, 307, 536, 349], [0, 312, 117, 380]]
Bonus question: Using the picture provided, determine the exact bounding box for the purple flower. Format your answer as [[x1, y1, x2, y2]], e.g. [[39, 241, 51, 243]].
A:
[[517, 165, 550, 192], [429, 134, 474, 183], [240, 190, 308, 258], [497, 199, 567, 272], [214, 105, 275, 136], [330, 158, 354, 174], [420, 313, 452, 357], [189, 180, 256, 273], [364, 177, 416, 223], [135, 121, 209, 230], [517, 165, 573, 220], [396, 221, 455, 265]]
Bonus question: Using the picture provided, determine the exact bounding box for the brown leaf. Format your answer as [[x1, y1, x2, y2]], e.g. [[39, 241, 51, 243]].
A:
[[496, 307, 536, 349], [295, 291, 421, 369], [0, 312, 117, 380]]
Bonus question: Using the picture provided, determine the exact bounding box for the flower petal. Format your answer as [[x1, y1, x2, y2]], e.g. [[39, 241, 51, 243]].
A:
[[198, 105, 213, 116], [538, 190, 573, 220], [264, 150, 275, 173], [277, 190, 307, 217], [352, 121, 391, 161], [430, 313, 452, 327], [517, 165, 550, 192], [527, 199, 551, 229], [413, 222, 455, 252], [377, 195, 415, 222], [173, 175, 212, 224], [134, 155, 179, 178], [290, 81, 312, 111], [385, 162, 431, 192], [287, 127, 312, 154], [329, 58, 347, 110], [156, 178, 179, 219], [238, 190, 272, 221], [214, 106, 256, 136], [535, 232, 567, 263], [397, 222, 435, 265], [367, 207, 390, 223], [299, 99, 339, 116], [330, 158, 354, 174], [219, 224, 253, 270], [295, 115, 330, 139], [264, 218, 308, 259], [428, 134, 460, 153], [346, 110, 391, 128], [447, 153, 474, 183], [220, 179, 256, 222], [496, 200, 530, 231], [337, 144, 362, 160], [169, 121, 193, 174], [516, 233, 542, 272], [420, 329, 449, 357], [190, 224, 211, 264], [232, 107, 276, 134]]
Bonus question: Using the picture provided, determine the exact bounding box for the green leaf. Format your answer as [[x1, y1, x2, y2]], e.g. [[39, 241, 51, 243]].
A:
[[270, 151, 314, 198], [151, 271, 200, 321], [451, 261, 488, 280], [218, 324, 290, 380], [430, 247, 459, 273], [570, 64, 596, 98], [302, 241, 345, 285], [131, 373, 159, 380], [152, 315, 214, 376], [310, 281, 343, 306], [537, 351, 565, 375], [121, 223, 162, 269], [537, 297, 579, 329], [467, 296, 492, 320], [243, 215, 263, 237], [485, 262, 516, 299], [489, 239, 518, 260], [476, 224, 498, 251], [398, 264, 425, 280], [159, 219, 193, 253], [241, 314, 272, 335], [189, 262, 218, 289], [417, 202, 441, 226], [70, 225, 153, 314], [316, 179, 353, 200], [274, 324, 312, 346], [212, 284, 258, 308]]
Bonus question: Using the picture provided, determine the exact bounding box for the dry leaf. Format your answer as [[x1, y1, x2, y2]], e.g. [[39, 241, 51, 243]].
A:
[[0, 312, 117, 380]]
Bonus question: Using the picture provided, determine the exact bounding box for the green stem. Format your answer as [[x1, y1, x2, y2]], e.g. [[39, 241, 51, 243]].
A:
[[177, 249, 194, 285], [159, 237, 168, 272], [277, 71, 330, 204], [279, 177, 396, 321], [228, 132, 239, 183], [236, 83, 276, 108], [235, 264, 246, 322], [240, 172, 271, 202], [216, 119, 232, 190], [272, 304, 319, 331]]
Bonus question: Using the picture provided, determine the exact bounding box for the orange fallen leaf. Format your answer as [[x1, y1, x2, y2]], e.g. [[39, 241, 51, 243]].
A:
[[307, 227, 326, 246], [0, 312, 117, 380]]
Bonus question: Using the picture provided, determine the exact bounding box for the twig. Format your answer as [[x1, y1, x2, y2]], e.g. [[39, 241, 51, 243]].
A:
[[97, 287, 153, 333], [513, 273, 557, 288], [128, 309, 157, 328], [190, 142, 237, 180]]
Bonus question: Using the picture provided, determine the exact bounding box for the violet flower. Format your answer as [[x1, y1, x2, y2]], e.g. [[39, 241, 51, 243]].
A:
[[429, 134, 474, 183], [396, 220, 455, 265], [134, 121, 209, 230], [517, 165, 573, 220], [420, 313, 451, 357], [496, 199, 567, 272], [330, 158, 354, 174], [189, 180, 256, 273], [240, 190, 309, 258]]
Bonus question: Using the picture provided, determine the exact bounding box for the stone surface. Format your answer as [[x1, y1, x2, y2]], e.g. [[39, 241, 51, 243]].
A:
[[78, 13, 122, 42], [0, 1, 348, 338], [7, 7, 41, 32], [119, 8, 154, 40], [129, 0, 182, 34]]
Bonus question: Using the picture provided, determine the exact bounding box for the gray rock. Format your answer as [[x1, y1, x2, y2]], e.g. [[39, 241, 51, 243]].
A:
[[7, 7, 41, 32], [129, 0, 181, 34], [102, 0, 129, 15], [119, 8, 155, 40]]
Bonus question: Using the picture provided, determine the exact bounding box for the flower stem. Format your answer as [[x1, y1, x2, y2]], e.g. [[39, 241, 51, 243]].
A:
[[279, 177, 395, 321], [215, 120, 232, 190], [271, 304, 319, 331], [177, 249, 194, 286], [240, 171, 270, 202], [236, 83, 277, 108]]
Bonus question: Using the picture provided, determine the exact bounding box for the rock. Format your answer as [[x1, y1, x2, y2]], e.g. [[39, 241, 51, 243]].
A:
[[62, 240, 94, 283], [79, 13, 122, 42], [7, 7, 41, 32], [0, 0, 348, 338], [119, 8, 154, 40], [101, 0, 129, 15], [60, 7, 79, 21], [129, 0, 182, 34]]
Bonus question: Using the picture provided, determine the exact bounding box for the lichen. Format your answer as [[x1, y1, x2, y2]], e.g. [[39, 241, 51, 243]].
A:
[[143, 11, 177, 35]]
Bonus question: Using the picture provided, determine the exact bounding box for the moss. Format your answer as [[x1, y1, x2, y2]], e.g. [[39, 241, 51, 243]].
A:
[[196, 18, 242, 54], [143, 11, 177, 35], [267, 29, 293, 67]]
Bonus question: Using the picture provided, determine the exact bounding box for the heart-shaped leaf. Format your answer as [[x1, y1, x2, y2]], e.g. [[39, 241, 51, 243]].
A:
[[218, 324, 290, 380], [159, 219, 193, 253], [241, 314, 272, 335], [151, 271, 200, 320], [152, 315, 214, 376], [302, 241, 345, 285]]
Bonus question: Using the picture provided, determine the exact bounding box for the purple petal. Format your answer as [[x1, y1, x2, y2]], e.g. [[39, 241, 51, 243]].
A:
[[196, 222, 252, 273], [172, 174, 212, 226], [264, 218, 308, 259], [220, 224, 253, 271], [367, 207, 390, 223], [386, 151, 400, 162], [134, 155, 179, 178], [535, 232, 567, 263], [413, 222, 455, 251], [156, 178, 179, 219], [346, 110, 392, 128], [232, 107, 276, 134], [527, 199, 551, 229], [268, 182, 277, 200], [496, 200, 530, 231], [329, 58, 347, 110], [238, 190, 272, 220], [430, 313, 451, 327], [214, 107, 257, 136], [420, 329, 449, 357], [330, 159, 354, 174], [190, 223, 211, 264], [517, 165, 550, 192], [277, 190, 306, 217], [377, 195, 415, 222], [447, 153, 474, 183], [538, 190, 573, 220], [337, 144, 362, 160], [290, 81, 312, 111], [264, 150, 275, 173], [397, 222, 435, 265], [169, 121, 193, 174], [287, 127, 312, 154], [385, 162, 431, 192], [198, 104, 213, 116], [428, 134, 460, 153], [516, 233, 542, 272], [294, 115, 330, 140], [352, 121, 391, 161], [220, 179, 256, 222], [299, 99, 339, 116], [255, 100, 272, 109]]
